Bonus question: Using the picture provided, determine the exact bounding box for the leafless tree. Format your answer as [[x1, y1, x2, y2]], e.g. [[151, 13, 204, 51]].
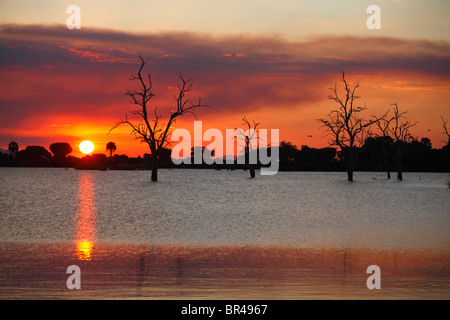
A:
[[318, 71, 383, 181], [384, 103, 417, 181], [441, 116, 450, 143], [234, 116, 260, 178], [109, 55, 209, 181], [440, 117, 450, 180], [372, 117, 394, 179]]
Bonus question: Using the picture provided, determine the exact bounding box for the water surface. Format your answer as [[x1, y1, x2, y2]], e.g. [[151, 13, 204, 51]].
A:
[[0, 168, 449, 299]]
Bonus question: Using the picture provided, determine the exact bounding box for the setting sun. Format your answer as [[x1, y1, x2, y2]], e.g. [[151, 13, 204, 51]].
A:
[[79, 140, 95, 154]]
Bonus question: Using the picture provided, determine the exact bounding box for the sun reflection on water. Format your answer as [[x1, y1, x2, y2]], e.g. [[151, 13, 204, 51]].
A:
[[76, 240, 94, 261], [75, 172, 96, 261]]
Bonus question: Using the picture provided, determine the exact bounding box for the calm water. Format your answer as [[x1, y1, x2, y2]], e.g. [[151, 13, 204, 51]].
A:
[[0, 168, 449, 299]]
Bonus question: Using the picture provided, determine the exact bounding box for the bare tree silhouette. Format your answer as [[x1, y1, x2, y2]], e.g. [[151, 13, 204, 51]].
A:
[[106, 142, 117, 158], [372, 118, 394, 179], [373, 104, 417, 180], [440, 117, 450, 183], [318, 72, 384, 181], [386, 103, 417, 181], [441, 116, 450, 144], [234, 116, 260, 178], [109, 55, 209, 181]]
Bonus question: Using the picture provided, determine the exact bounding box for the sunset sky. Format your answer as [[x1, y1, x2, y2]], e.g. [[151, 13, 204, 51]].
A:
[[1, 0, 449, 157]]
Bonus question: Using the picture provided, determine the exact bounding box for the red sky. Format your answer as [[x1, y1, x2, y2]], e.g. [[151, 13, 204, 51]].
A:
[[0, 25, 449, 158]]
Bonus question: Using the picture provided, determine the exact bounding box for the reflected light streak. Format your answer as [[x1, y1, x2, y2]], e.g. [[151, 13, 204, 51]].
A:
[[75, 172, 97, 261]]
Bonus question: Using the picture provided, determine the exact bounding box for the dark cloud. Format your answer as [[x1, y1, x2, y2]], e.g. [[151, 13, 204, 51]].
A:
[[2, 24, 449, 74], [0, 24, 449, 131]]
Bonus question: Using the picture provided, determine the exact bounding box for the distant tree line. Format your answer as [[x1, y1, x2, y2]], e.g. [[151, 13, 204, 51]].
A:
[[277, 138, 449, 173], [1, 137, 448, 174]]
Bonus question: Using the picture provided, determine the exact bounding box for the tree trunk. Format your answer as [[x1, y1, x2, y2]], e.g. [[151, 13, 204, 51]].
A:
[[151, 166, 158, 182], [347, 170, 354, 182], [396, 149, 403, 181], [345, 148, 355, 182], [245, 141, 256, 179], [151, 155, 158, 182], [383, 154, 391, 179]]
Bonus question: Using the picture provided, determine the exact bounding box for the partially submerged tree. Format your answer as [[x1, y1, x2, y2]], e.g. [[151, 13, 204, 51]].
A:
[[384, 103, 417, 181], [373, 116, 395, 179], [318, 72, 383, 181], [363, 134, 394, 179], [234, 116, 260, 178], [441, 116, 450, 164], [109, 55, 208, 181]]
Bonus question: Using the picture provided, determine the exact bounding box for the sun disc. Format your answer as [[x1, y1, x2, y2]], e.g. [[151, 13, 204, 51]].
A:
[[79, 140, 94, 154]]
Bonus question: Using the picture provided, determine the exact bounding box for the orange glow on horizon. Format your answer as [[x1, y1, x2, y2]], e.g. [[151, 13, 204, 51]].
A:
[[1, 26, 449, 158], [1, 74, 448, 157]]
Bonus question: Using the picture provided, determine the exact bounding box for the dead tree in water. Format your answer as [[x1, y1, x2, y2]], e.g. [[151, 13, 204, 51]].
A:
[[386, 104, 417, 181], [373, 118, 393, 179], [109, 55, 208, 181], [235, 116, 260, 178], [440, 116, 450, 182], [318, 72, 383, 181]]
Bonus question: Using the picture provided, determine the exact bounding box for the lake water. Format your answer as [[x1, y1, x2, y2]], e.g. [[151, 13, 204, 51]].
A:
[[0, 168, 449, 299]]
